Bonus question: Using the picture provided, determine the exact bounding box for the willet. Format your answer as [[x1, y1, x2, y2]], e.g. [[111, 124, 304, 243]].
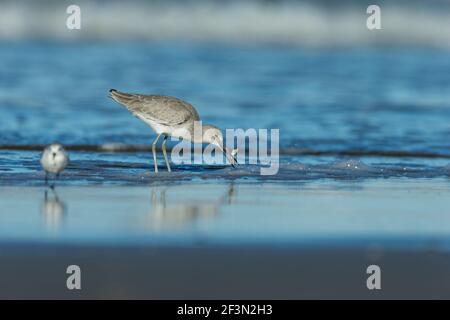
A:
[[40, 143, 69, 186], [109, 89, 237, 173]]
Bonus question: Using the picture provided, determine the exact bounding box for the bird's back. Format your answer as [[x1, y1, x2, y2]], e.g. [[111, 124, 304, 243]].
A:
[[110, 90, 200, 127]]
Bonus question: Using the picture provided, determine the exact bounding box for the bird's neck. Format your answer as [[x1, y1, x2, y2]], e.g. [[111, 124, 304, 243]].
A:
[[174, 125, 205, 144], [192, 125, 206, 144]]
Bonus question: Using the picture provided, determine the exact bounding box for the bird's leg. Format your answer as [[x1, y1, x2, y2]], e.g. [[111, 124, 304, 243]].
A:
[[50, 172, 59, 190], [152, 133, 162, 173], [52, 187, 59, 201], [162, 135, 172, 172]]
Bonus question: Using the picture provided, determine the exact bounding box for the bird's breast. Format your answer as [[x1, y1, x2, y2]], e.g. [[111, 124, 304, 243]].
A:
[[139, 116, 194, 142]]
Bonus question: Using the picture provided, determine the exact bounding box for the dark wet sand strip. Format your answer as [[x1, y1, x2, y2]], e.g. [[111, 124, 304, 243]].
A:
[[0, 243, 449, 299]]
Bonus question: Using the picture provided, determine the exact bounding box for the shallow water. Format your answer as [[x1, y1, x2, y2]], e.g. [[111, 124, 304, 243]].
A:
[[1, 41, 450, 253], [1, 179, 449, 249], [1, 43, 450, 156], [1, 151, 450, 186], [1, 42, 450, 183]]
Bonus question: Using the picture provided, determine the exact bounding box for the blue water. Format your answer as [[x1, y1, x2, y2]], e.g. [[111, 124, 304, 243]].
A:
[[1, 43, 449, 151], [0, 42, 449, 184]]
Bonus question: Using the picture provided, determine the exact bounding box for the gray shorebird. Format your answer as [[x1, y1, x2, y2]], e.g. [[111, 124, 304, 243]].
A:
[[40, 143, 69, 186], [109, 89, 237, 173]]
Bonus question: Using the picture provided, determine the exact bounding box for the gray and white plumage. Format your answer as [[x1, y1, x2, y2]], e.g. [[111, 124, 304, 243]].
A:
[[40, 143, 69, 175], [109, 89, 237, 172], [111, 92, 198, 125]]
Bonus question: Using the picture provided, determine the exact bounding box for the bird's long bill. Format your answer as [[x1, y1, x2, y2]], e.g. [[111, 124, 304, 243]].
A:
[[218, 145, 238, 167]]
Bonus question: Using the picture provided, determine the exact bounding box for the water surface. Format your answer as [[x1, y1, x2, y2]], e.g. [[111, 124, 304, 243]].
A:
[[1, 43, 449, 157], [1, 42, 449, 250]]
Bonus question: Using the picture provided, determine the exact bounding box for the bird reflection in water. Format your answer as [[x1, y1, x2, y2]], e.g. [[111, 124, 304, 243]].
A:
[[142, 184, 236, 232], [41, 187, 67, 233]]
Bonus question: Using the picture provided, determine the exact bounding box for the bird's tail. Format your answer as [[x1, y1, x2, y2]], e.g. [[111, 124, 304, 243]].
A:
[[109, 89, 136, 106]]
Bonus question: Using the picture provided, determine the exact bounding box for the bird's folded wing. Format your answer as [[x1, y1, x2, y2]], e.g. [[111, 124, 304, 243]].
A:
[[120, 94, 199, 126]]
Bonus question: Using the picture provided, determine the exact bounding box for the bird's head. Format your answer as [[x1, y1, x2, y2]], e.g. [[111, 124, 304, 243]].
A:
[[46, 143, 65, 158], [202, 125, 238, 167]]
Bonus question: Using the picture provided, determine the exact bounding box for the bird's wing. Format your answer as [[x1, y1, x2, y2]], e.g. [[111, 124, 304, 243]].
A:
[[111, 91, 200, 126]]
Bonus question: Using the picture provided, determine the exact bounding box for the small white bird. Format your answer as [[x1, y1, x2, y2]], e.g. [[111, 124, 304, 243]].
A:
[[40, 143, 69, 186]]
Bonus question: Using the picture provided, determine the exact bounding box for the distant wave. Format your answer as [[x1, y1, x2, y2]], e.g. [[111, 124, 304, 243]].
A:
[[1, 144, 450, 159], [1, 0, 450, 47]]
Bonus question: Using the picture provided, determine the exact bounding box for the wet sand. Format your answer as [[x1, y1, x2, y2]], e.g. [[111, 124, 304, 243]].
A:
[[1, 244, 450, 299], [0, 179, 449, 299]]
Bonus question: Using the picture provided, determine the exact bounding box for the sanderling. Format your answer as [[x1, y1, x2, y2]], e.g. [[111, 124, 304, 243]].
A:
[[109, 89, 237, 173], [40, 143, 69, 186]]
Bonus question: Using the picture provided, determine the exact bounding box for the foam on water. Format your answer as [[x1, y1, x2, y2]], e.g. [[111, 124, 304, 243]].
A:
[[330, 159, 374, 172], [1, 151, 449, 186]]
